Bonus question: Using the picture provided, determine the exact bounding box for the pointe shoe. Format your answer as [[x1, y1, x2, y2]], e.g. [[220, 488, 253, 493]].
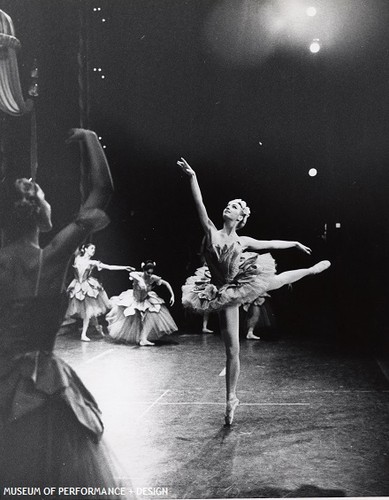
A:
[[311, 260, 331, 275], [246, 332, 260, 340], [202, 328, 214, 334], [139, 340, 155, 346], [224, 397, 239, 426], [81, 335, 91, 342]]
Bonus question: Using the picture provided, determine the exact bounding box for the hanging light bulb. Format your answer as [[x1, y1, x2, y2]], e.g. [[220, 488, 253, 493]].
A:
[[28, 58, 39, 97], [28, 81, 39, 97], [30, 58, 38, 79]]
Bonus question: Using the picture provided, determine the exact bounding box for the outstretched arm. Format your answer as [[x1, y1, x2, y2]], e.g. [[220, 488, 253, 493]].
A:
[[240, 236, 312, 255], [177, 158, 215, 236], [160, 279, 175, 306], [97, 263, 135, 272]]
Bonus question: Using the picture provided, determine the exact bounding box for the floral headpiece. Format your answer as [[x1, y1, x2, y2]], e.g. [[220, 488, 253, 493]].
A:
[[235, 199, 251, 218], [229, 199, 251, 228], [141, 260, 156, 270]]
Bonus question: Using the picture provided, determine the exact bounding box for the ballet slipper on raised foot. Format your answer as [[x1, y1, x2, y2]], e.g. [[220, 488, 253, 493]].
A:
[[310, 260, 331, 275], [81, 335, 91, 342], [139, 340, 155, 346], [224, 397, 240, 426], [246, 332, 260, 340], [202, 328, 214, 334]]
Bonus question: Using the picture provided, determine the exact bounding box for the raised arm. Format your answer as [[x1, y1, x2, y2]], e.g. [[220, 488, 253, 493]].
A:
[[160, 279, 175, 306], [44, 129, 114, 261], [240, 236, 312, 254], [35, 183, 53, 233], [177, 158, 215, 236], [66, 128, 114, 210]]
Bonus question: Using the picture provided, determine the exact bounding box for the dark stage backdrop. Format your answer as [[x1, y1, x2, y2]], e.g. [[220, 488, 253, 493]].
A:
[[1, 0, 389, 350]]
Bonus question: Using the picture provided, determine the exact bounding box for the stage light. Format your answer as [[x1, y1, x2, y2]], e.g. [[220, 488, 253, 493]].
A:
[[306, 7, 317, 17], [309, 39, 321, 53], [102, 18, 106, 23], [98, 136, 102, 140], [101, 75, 105, 79], [335, 222, 341, 229], [308, 168, 317, 177], [28, 82, 39, 97]]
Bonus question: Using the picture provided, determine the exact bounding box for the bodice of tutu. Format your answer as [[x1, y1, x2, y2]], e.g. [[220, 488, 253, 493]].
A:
[[73, 262, 96, 282], [0, 294, 66, 357], [203, 239, 243, 287], [67, 261, 103, 300], [131, 272, 161, 302]]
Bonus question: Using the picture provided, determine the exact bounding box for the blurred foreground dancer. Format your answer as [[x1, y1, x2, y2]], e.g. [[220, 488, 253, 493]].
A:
[[0, 129, 128, 497], [177, 157, 330, 426]]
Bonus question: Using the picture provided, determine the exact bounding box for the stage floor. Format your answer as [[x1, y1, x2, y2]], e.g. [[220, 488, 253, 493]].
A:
[[55, 327, 389, 499]]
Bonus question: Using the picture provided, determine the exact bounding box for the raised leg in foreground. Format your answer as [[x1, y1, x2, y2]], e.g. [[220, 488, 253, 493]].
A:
[[267, 260, 331, 291]]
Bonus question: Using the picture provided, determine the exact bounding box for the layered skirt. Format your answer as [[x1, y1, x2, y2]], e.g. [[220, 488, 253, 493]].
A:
[[107, 290, 178, 344], [66, 277, 111, 320], [0, 351, 128, 499], [182, 252, 276, 313]]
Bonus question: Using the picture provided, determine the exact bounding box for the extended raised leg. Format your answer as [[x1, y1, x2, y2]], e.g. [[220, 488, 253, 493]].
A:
[[267, 260, 331, 291]]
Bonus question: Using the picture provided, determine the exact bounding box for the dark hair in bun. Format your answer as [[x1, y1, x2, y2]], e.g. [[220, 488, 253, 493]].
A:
[[79, 243, 95, 256], [141, 260, 156, 271]]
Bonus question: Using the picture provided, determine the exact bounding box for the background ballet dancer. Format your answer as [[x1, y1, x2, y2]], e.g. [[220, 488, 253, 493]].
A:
[[244, 297, 275, 340], [177, 157, 331, 426], [66, 242, 134, 342], [200, 237, 214, 334], [0, 128, 127, 493], [107, 260, 178, 346]]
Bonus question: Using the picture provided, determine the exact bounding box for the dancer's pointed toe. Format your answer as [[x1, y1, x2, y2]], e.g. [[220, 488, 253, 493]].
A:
[[311, 260, 331, 275], [224, 397, 239, 426]]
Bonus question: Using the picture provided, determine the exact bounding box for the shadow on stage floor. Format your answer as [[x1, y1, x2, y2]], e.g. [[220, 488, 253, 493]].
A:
[[55, 324, 389, 499]]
